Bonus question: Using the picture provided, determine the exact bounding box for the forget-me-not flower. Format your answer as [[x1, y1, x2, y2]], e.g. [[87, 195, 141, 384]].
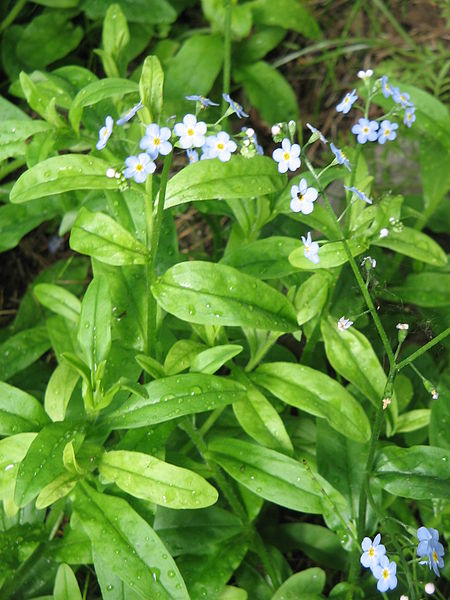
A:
[[290, 178, 318, 215], [116, 100, 143, 125], [123, 153, 156, 183], [377, 120, 398, 144], [272, 138, 301, 173], [338, 317, 353, 331], [404, 107, 416, 128], [417, 527, 445, 577], [330, 143, 351, 171], [336, 89, 358, 114], [351, 118, 379, 144], [140, 124, 172, 159], [372, 555, 397, 592], [344, 185, 372, 204], [360, 534, 386, 572], [96, 115, 114, 150], [174, 114, 207, 149], [201, 131, 237, 162], [222, 93, 249, 118], [393, 89, 412, 107], [186, 148, 199, 163], [185, 95, 219, 107], [380, 75, 393, 98], [306, 123, 328, 144], [301, 232, 319, 264]]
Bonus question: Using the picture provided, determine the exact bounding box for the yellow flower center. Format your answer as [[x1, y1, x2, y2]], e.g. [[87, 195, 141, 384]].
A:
[[103, 130, 109, 137], [297, 193, 304, 202], [386, 83, 390, 90], [154, 137, 160, 145], [305, 244, 309, 252], [408, 113, 412, 120], [344, 97, 349, 103], [217, 142, 224, 150], [384, 129, 390, 135], [135, 164, 143, 172], [187, 128, 194, 136], [383, 568, 389, 580], [432, 551, 438, 563], [368, 547, 374, 558], [363, 127, 369, 133], [341, 151, 346, 159], [283, 152, 290, 161]]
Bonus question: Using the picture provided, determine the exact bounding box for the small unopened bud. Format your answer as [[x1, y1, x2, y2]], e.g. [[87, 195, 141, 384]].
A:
[[382, 397, 391, 410], [400, 596, 409, 600], [379, 228, 389, 238], [396, 322, 409, 343], [424, 582, 435, 594], [361, 256, 376, 270], [271, 124, 281, 136], [431, 388, 439, 400], [245, 128, 255, 137], [288, 119, 296, 138], [106, 167, 116, 178]]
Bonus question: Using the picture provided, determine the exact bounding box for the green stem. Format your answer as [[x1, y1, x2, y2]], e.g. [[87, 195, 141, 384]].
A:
[[0, 158, 26, 181], [221, 0, 232, 116], [397, 327, 450, 371], [0, 0, 27, 34]]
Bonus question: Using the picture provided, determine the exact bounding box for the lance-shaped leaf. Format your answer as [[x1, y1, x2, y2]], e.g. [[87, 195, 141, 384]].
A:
[[386, 272, 450, 308], [45, 362, 80, 422], [272, 569, 325, 599], [0, 119, 51, 161], [289, 239, 368, 270], [0, 382, 49, 435], [10, 155, 119, 203], [98, 450, 218, 508], [73, 483, 189, 600], [54, 564, 82, 600], [102, 373, 246, 430], [374, 445, 450, 500], [34, 283, 81, 323], [14, 421, 84, 507], [0, 327, 50, 381], [251, 362, 371, 443], [152, 261, 298, 332], [70, 208, 149, 266], [209, 437, 346, 514], [190, 344, 243, 374], [0, 433, 36, 509], [372, 227, 447, 267], [140, 55, 164, 123], [163, 156, 285, 208]]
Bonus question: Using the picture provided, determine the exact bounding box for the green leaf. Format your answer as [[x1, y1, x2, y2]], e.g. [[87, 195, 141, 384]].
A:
[[251, 0, 321, 38], [14, 421, 84, 507], [419, 135, 450, 219], [374, 445, 450, 500], [273, 568, 325, 599], [294, 273, 329, 326], [45, 363, 80, 422], [81, 0, 177, 24], [395, 409, 430, 434], [234, 61, 298, 123], [251, 362, 371, 443], [77, 276, 111, 377], [19, 72, 65, 127], [190, 345, 243, 374], [289, 239, 368, 270], [102, 4, 130, 62], [10, 155, 120, 204], [0, 119, 51, 161], [164, 340, 207, 375], [0, 327, 50, 381], [103, 373, 246, 429], [387, 272, 450, 307], [0, 382, 49, 435], [0, 433, 36, 507], [202, 0, 253, 40], [221, 237, 301, 279], [73, 483, 189, 599], [70, 207, 149, 266], [430, 391, 450, 450], [209, 437, 346, 514], [98, 450, 218, 508], [152, 261, 298, 332], [69, 78, 138, 131], [34, 283, 81, 322], [164, 156, 285, 208], [54, 564, 82, 600], [93, 552, 142, 600], [139, 55, 164, 124], [372, 227, 447, 267]]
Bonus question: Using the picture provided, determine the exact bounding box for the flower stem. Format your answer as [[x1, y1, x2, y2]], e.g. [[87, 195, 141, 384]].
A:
[[397, 327, 450, 371], [0, 0, 26, 33], [221, 0, 232, 116]]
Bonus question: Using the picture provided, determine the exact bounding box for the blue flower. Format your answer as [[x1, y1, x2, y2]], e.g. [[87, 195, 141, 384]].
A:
[[351, 118, 379, 144], [290, 178, 318, 215], [174, 114, 207, 149], [417, 527, 445, 577], [380, 75, 393, 98], [393, 89, 413, 107], [372, 555, 397, 592], [186, 148, 199, 163], [272, 138, 301, 173], [336, 89, 358, 114], [222, 93, 249, 118], [306, 123, 328, 144], [344, 185, 372, 204], [360, 534, 386, 572], [116, 100, 143, 125], [123, 153, 156, 183], [330, 142, 351, 171], [96, 115, 114, 150], [404, 107, 416, 128], [201, 131, 237, 162], [186, 95, 219, 107], [377, 120, 398, 144], [140, 124, 172, 159], [301, 231, 320, 264]]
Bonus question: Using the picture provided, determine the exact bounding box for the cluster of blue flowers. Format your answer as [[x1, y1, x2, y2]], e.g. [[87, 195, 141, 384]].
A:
[[95, 94, 259, 183], [360, 534, 397, 592], [417, 527, 445, 577]]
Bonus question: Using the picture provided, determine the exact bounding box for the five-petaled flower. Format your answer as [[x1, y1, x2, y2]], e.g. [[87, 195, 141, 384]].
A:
[[377, 120, 398, 144], [272, 138, 301, 173], [306, 123, 328, 144], [393, 89, 413, 107], [123, 153, 156, 183], [336, 89, 358, 114], [96, 115, 114, 150], [417, 527, 445, 577], [344, 185, 372, 204], [380, 75, 393, 98], [222, 93, 249, 118], [140, 124, 172, 159], [301, 231, 320, 264], [185, 95, 219, 107], [116, 100, 143, 126], [290, 178, 318, 215], [351, 118, 379, 144], [330, 142, 351, 171], [338, 317, 353, 331], [174, 114, 207, 149], [186, 148, 199, 163], [360, 534, 386, 572], [202, 131, 237, 162], [373, 555, 398, 592], [404, 107, 416, 128]]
